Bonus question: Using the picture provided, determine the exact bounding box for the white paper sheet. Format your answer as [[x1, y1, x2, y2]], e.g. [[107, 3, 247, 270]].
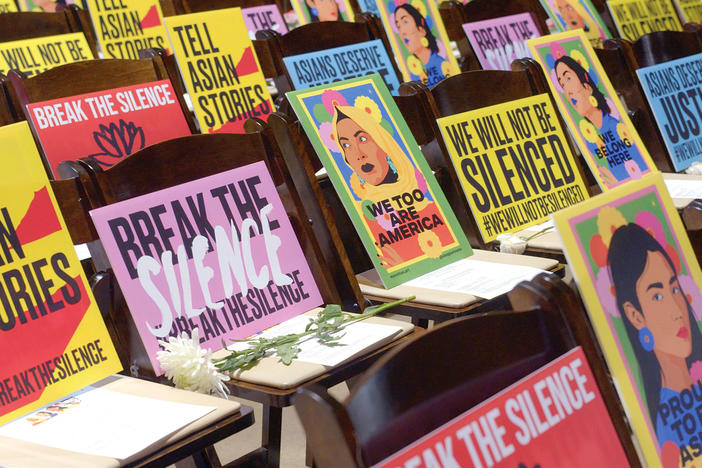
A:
[[665, 178, 702, 199], [228, 315, 402, 367], [403, 258, 546, 300], [0, 386, 215, 460]]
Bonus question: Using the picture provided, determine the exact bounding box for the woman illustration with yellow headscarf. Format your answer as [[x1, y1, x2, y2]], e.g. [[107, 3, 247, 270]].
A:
[[328, 93, 454, 268]]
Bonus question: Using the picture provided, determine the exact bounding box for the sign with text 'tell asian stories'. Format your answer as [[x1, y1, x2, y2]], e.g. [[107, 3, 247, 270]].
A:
[[26, 80, 191, 178], [0, 122, 121, 427], [89, 161, 324, 375], [85, 0, 171, 59], [164, 8, 275, 134], [0, 33, 93, 77], [438, 93, 590, 243], [374, 347, 630, 468]]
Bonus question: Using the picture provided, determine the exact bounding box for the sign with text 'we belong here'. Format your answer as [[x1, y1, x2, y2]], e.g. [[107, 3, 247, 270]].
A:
[[287, 74, 472, 289], [282, 40, 402, 95], [438, 93, 590, 243], [637, 53, 702, 172], [0, 122, 121, 427], [85, 0, 171, 59], [90, 161, 323, 375], [374, 347, 629, 468], [0, 33, 93, 77], [164, 8, 275, 134], [463, 13, 541, 71], [27, 80, 191, 178]]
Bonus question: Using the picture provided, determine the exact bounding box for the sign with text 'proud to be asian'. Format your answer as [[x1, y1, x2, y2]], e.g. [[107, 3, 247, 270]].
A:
[[164, 8, 275, 134], [0, 33, 93, 77], [374, 347, 629, 468], [438, 93, 589, 243]]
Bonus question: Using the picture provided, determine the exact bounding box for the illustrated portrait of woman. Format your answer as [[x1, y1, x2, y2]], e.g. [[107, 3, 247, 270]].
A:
[[318, 90, 455, 268], [554, 53, 647, 187], [549, 0, 609, 46], [304, 0, 341, 22], [27, 0, 65, 12], [393, 3, 449, 87], [609, 222, 702, 451]]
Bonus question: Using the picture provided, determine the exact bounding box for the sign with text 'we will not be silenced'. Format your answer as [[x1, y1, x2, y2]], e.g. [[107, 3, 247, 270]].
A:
[[282, 39, 402, 95], [608, 0, 682, 41], [90, 161, 323, 375], [0, 33, 93, 77], [164, 8, 275, 134], [86, 0, 171, 59], [438, 93, 589, 243], [637, 52, 702, 171]]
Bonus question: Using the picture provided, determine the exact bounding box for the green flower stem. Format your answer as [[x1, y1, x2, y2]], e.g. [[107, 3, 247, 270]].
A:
[[214, 296, 415, 372]]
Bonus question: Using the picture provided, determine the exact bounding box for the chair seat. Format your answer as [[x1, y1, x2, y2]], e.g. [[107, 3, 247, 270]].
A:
[[213, 311, 414, 389], [0, 375, 250, 467], [662, 172, 702, 209], [356, 249, 559, 309]]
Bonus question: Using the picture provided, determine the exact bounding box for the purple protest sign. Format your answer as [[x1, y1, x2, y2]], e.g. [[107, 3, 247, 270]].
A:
[[463, 13, 541, 71], [241, 5, 288, 40], [90, 161, 323, 374]]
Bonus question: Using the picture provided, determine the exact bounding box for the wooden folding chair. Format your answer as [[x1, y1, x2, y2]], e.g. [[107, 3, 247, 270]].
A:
[[682, 199, 702, 265], [255, 13, 399, 97], [71, 125, 417, 467], [295, 274, 641, 467], [0, 6, 98, 58], [439, 0, 550, 71], [6, 53, 195, 179]]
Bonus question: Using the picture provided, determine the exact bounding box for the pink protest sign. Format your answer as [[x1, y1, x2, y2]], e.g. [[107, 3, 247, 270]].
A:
[[241, 5, 288, 40], [463, 13, 541, 71], [90, 161, 323, 375]]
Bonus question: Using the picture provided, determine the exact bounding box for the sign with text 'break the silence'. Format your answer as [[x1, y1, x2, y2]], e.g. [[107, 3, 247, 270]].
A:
[[438, 93, 590, 243], [0, 33, 93, 77], [374, 347, 629, 468], [637, 52, 702, 172], [0, 122, 121, 426], [164, 8, 275, 134], [27, 80, 191, 178], [283, 40, 402, 95], [463, 13, 541, 71], [90, 161, 323, 375], [85, 0, 171, 59], [241, 5, 288, 40]]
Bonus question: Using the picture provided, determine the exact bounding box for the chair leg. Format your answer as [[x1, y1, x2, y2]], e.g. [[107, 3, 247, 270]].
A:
[[262, 405, 283, 468]]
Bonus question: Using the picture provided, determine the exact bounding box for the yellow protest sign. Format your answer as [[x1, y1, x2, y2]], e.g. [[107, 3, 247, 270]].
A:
[[0, 33, 93, 77], [164, 8, 274, 134], [673, 0, 702, 23], [0, 0, 18, 12], [86, 0, 170, 59], [608, 0, 682, 41], [438, 93, 589, 242], [0, 122, 121, 427]]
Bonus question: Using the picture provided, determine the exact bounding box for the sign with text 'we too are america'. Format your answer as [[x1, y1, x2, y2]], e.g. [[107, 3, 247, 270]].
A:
[[374, 347, 629, 468], [90, 161, 323, 375], [27, 80, 191, 177]]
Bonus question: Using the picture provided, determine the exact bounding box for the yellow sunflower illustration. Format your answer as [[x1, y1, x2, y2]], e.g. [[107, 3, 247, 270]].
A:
[[418, 230, 442, 258]]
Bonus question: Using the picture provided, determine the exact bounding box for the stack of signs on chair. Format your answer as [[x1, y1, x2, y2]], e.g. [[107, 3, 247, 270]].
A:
[[0, 122, 121, 427], [554, 172, 702, 467]]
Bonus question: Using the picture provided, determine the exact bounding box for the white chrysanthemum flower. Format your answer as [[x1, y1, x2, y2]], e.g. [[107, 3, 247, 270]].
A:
[[157, 328, 230, 399], [496, 233, 527, 254], [686, 162, 702, 175]]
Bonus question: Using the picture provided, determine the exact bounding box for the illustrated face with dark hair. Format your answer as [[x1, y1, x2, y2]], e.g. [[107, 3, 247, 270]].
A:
[[555, 0, 585, 29], [305, 0, 339, 21], [394, 8, 427, 56], [336, 117, 390, 185], [556, 61, 597, 118], [623, 251, 692, 359]]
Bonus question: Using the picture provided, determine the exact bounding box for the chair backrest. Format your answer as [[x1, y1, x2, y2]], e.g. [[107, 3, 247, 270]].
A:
[[631, 28, 702, 69], [0, 6, 98, 58], [7, 53, 196, 178], [440, 0, 550, 71], [172, 0, 282, 13], [256, 13, 399, 96], [682, 199, 702, 265], [0, 74, 16, 126], [295, 274, 641, 467]]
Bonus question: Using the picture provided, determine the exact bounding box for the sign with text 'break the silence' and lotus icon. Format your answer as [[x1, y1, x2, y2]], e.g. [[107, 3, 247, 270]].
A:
[[0, 122, 121, 426], [288, 74, 472, 288], [164, 8, 275, 134], [26, 80, 191, 178], [90, 161, 323, 375], [438, 93, 590, 243]]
